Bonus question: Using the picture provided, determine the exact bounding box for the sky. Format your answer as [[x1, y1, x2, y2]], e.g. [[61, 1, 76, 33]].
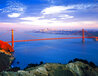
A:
[[0, 0, 98, 30]]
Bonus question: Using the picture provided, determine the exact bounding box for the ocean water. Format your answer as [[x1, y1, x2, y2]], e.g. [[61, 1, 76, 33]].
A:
[[0, 31, 98, 69]]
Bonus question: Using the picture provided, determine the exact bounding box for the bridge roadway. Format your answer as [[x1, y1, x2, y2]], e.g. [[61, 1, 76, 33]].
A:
[[6, 36, 96, 43]]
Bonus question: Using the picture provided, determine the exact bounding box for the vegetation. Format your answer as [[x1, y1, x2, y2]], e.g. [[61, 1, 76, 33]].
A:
[[7, 67, 20, 72], [0, 47, 2, 50], [24, 61, 44, 70], [68, 58, 97, 68]]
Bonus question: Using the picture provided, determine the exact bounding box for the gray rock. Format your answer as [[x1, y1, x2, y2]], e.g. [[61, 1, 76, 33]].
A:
[[0, 61, 98, 76]]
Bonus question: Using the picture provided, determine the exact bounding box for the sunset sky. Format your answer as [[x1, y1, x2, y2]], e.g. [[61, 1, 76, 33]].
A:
[[0, 0, 98, 30]]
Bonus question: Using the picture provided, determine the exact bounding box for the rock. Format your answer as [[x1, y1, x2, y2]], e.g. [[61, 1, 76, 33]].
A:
[[0, 40, 14, 72], [0, 61, 98, 76], [66, 61, 98, 76], [0, 52, 14, 72]]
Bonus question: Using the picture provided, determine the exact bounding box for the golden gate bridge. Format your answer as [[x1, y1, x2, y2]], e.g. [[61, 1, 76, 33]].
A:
[[0, 29, 98, 48]]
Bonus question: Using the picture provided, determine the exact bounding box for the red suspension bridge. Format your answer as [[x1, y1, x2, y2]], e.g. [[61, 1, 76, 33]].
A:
[[0, 29, 98, 48]]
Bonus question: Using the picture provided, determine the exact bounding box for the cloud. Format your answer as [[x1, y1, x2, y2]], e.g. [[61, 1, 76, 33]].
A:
[[41, 4, 97, 15], [20, 19, 56, 25], [1, 0, 26, 13], [0, 22, 35, 30], [0, 20, 97, 30], [20, 16, 45, 21], [41, 6, 70, 14], [39, 4, 97, 21], [45, 0, 63, 5], [47, 0, 55, 4], [20, 14, 74, 25], [59, 15, 74, 19], [1, 2, 97, 30], [8, 13, 21, 18], [20, 6, 74, 22], [20, 17, 39, 21], [20, 18, 98, 29], [19, 20, 98, 30]]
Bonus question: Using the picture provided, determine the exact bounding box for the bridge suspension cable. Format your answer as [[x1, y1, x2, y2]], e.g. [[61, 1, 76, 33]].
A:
[[15, 30, 42, 38], [0, 31, 9, 37], [66, 31, 82, 36], [85, 31, 96, 37]]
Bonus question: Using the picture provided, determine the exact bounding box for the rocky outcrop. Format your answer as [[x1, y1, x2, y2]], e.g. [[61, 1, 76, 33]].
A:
[[0, 61, 98, 76], [0, 52, 14, 72], [66, 61, 98, 76], [0, 40, 14, 72]]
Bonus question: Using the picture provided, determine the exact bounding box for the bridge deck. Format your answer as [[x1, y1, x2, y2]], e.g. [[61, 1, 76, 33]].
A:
[[6, 36, 96, 43]]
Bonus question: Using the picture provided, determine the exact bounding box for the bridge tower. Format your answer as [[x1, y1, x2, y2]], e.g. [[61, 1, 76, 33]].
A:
[[82, 29, 85, 43], [96, 37, 98, 41], [11, 29, 14, 48]]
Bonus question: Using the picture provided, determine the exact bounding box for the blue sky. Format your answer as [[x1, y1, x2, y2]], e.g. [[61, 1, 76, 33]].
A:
[[0, 0, 98, 30]]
